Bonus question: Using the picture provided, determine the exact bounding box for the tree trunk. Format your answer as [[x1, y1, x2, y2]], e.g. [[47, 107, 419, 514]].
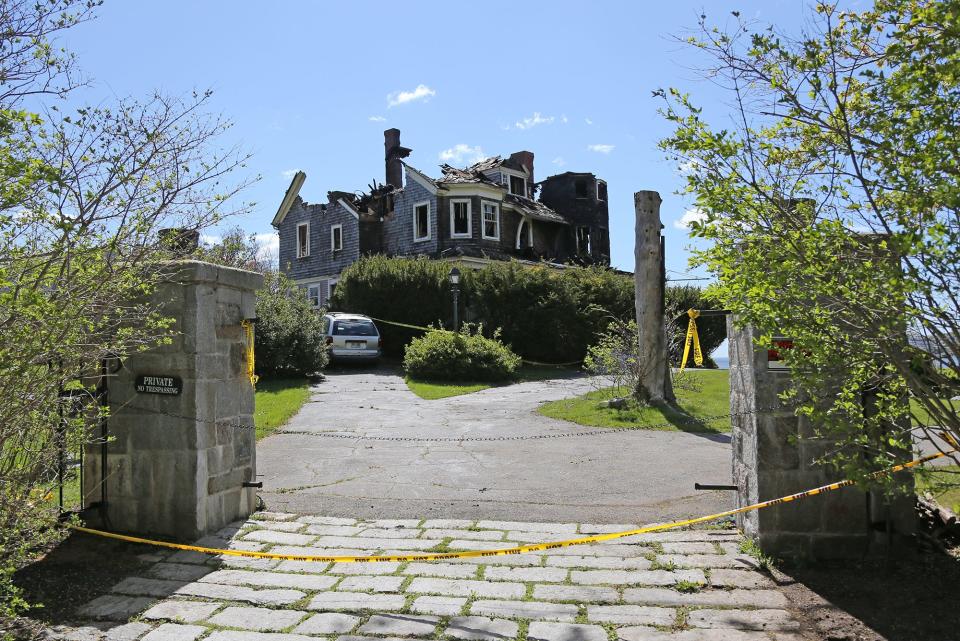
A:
[[634, 191, 675, 404]]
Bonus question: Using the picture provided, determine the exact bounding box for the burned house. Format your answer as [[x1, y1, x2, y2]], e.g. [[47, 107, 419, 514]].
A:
[[272, 129, 611, 307]]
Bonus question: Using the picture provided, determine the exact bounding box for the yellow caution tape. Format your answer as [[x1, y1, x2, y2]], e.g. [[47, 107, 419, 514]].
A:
[[67, 449, 954, 563], [678, 308, 703, 373], [241, 320, 258, 387]]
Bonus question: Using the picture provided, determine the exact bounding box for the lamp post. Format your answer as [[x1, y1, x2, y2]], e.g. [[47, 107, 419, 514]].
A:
[[448, 267, 461, 331]]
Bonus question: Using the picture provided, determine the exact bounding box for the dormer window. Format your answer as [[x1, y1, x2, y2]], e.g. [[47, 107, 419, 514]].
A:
[[509, 175, 527, 198]]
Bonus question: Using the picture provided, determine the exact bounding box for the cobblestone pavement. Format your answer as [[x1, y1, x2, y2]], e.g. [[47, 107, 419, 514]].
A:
[[53, 513, 811, 641]]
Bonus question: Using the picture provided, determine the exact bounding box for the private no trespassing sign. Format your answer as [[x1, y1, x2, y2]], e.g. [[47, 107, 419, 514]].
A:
[[135, 375, 182, 395]]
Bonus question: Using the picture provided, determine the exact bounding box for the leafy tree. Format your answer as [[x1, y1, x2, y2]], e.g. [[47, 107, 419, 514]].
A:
[[0, 1, 251, 619], [196, 226, 274, 273], [659, 1, 960, 487], [254, 272, 328, 377]]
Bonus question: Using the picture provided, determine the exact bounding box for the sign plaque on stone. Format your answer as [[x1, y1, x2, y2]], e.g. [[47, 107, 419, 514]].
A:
[[135, 374, 182, 395]]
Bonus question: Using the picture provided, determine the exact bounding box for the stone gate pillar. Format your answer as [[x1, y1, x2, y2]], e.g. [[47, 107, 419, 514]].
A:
[[83, 261, 263, 540], [729, 319, 915, 560]]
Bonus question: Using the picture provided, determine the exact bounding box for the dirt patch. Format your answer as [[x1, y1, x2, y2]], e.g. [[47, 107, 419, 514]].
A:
[[4, 531, 156, 639], [773, 547, 960, 641]]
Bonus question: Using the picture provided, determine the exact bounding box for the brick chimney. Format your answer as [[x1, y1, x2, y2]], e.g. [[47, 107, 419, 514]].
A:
[[509, 151, 535, 185], [384, 129, 411, 189]]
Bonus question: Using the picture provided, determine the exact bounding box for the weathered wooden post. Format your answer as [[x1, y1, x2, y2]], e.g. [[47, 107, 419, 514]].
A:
[[634, 191, 675, 404]]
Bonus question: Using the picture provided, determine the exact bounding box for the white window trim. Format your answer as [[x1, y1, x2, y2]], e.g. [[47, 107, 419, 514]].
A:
[[449, 199, 472, 239], [330, 224, 343, 251], [516, 216, 534, 249], [306, 283, 321, 308], [481, 201, 500, 241], [413, 201, 431, 242], [327, 279, 338, 299], [596, 180, 607, 201], [501, 168, 530, 197], [296, 221, 310, 258]]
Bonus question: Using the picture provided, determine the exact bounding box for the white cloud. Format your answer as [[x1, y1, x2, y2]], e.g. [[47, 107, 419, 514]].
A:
[[674, 207, 709, 230], [368, 115, 386, 122], [552, 156, 566, 167], [677, 160, 699, 176], [255, 232, 280, 267], [514, 112, 555, 130], [387, 84, 436, 108], [281, 169, 298, 179], [585, 117, 593, 125], [200, 234, 220, 246], [439, 144, 487, 165], [561, 114, 569, 123], [587, 144, 615, 154]]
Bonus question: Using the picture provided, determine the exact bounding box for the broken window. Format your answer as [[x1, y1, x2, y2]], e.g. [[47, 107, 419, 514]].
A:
[[597, 180, 607, 201], [509, 175, 527, 198], [414, 202, 430, 241], [331, 224, 343, 251], [481, 201, 500, 240], [577, 226, 591, 255], [575, 179, 588, 199], [297, 222, 310, 258], [451, 200, 471, 238]]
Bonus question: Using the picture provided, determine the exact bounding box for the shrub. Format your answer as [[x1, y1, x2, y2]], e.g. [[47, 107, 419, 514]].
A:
[[331, 255, 458, 357], [467, 262, 634, 363], [255, 272, 329, 376], [331, 255, 725, 365], [403, 325, 521, 382]]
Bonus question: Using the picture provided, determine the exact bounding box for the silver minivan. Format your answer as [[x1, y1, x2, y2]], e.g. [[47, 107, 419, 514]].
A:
[[322, 313, 382, 363]]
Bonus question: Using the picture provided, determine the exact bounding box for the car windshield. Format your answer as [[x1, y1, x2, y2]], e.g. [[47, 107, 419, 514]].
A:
[[333, 319, 378, 336]]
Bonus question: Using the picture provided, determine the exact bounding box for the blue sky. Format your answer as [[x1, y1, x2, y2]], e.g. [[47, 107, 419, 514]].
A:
[[58, 0, 810, 280]]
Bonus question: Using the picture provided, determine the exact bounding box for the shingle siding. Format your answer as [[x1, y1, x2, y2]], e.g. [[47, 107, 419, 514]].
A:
[[382, 173, 437, 256], [278, 199, 359, 282]]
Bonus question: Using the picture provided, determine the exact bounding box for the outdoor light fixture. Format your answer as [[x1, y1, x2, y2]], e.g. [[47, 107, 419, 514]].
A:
[[449, 267, 461, 331]]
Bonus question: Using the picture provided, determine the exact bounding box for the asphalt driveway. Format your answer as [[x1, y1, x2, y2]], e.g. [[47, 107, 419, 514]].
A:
[[257, 366, 733, 523]]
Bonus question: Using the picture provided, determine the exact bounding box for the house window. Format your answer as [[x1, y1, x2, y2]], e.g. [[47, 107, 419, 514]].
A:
[[577, 226, 591, 255], [306, 284, 321, 308], [331, 224, 343, 251], [328, 280, 338, 300], [575, 179, 588, 199], [297, 222, 310, 258], [481, 202, 500, 240], [413, 202, 430, 241], [509, 175, 527, 197], [450, 200, 471, 238], [597, 180, 607, 201]]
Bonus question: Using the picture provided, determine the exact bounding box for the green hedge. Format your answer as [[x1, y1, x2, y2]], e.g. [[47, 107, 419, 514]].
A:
[[329, 255, 456, 357], [255, 272, 329, 376], [331, 256, 725, 364], [404, 326, 521, 382]]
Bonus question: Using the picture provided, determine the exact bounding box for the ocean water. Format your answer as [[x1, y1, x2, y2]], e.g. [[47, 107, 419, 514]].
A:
[[714, 356, 730, 370]]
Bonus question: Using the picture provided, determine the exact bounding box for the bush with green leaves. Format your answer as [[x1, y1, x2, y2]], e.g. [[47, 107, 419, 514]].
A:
[[332, 255, 725, 365], [330, 255, 456, 357], [255, 272, 329, 377], [403, 325, 521, 382]]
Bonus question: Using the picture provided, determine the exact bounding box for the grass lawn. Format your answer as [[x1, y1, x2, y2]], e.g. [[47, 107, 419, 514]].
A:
[[254, 377, 312, 440], [538, 369, 731, 433], [405, 364, 580, 400], [916, 464, 960, 514]]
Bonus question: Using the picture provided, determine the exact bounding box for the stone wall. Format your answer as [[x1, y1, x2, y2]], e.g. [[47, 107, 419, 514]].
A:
[[729, 318, 914, 560], [83, 261, 263, 540]]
